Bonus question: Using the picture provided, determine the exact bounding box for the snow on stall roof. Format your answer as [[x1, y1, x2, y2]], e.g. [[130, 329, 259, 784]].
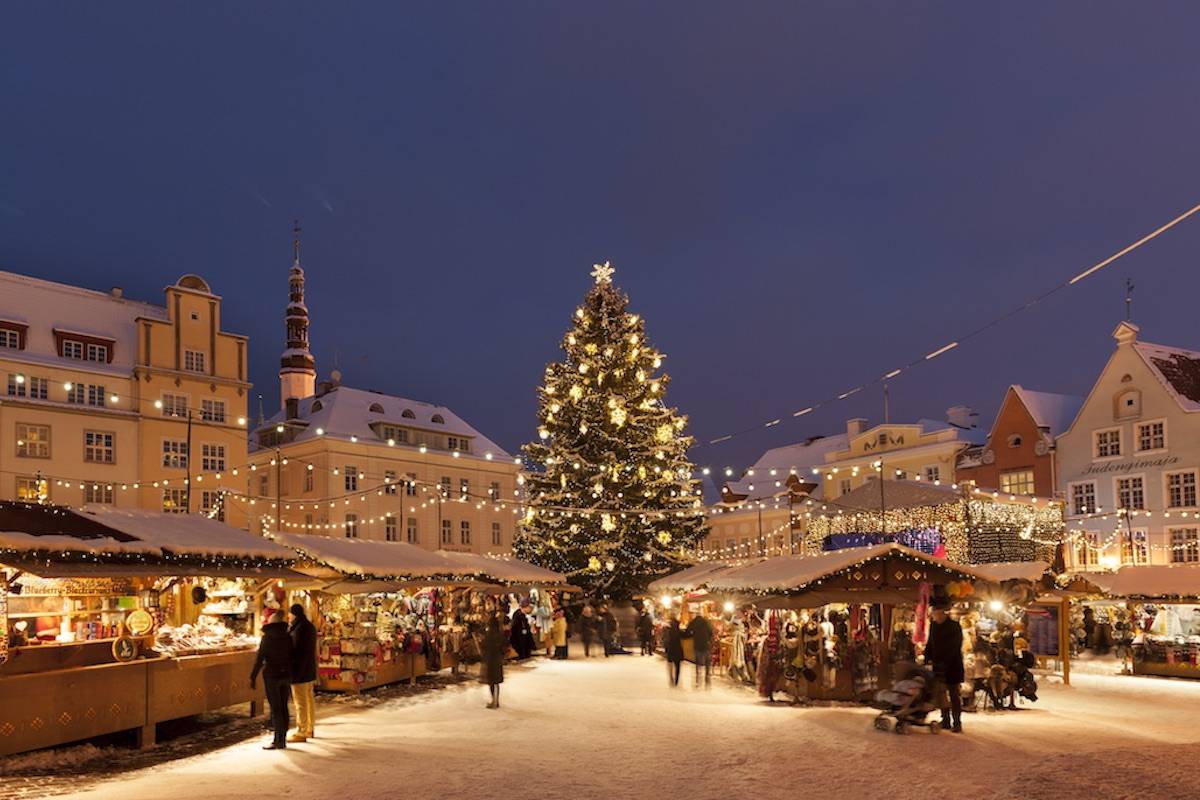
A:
[[437, 551, 567, 585], [706, 543, 987, 592], [272, 532, 477, 579], [1011, 386, 1083, 436], [79, 507, 294, 560], [0, 530, 160, 557], [969, 560, 1051, 584], [1133, 340, 1200, 412], [1098, 564, 1200, 599], [647, 560, 756, 593]]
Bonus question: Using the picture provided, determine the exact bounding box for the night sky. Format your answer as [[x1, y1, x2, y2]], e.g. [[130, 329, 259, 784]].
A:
[[4, 4, 1200, 472]]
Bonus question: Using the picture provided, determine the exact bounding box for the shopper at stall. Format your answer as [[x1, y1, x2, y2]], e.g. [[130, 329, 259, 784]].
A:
[[551, 609, 569, 660], [250, 611, 294, 750], [664, 613, 684, 686], [580, 601, 597, 657], [637, 604, 655, 656], [482, 613, 506, 709], [925, 600, 965, 733], [599, 603, 618, 656], [510, 604, 534, 660], [287, 603, 318, 743], [685, 608, 714, 688]]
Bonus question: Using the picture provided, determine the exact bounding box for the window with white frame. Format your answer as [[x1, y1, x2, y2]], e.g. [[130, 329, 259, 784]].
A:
[[161, 393, 188, 417], [384, 470, 398, 495], [344, 513, 359, 539], [1121, 529, 1148, 566], [200, 490, 224, 521], [1000, 470, 1035, 495], [441, 519, 452, 544], [85, 384, 106, 407], [460, 520, 471, 545], [1116, 476, 1145, 510], [1167, 471, 1198, 508], [0, 328, 20, 349], [16, 477, 43, 502], [84, 483, 114, 505], [66, 383, 85, 404], [344, 466, 358, 492], [406, 517, 418, 544], [1095, 428, 1121, 458], [1170, 528, 1199, 564], [162, 439, 188, 468], [84, 431, 114, 464], [385, 515, 398, 542], [16, 424, 50, 458], [1075, 531, 1099, 568], [184, 349, 206, 373], [85, 343, 108, 362], [7, 374, 24, 398], [924, 465, 940, 483], [491, 521, 502, 546], [200, 399, 226, 423], [61, 340, 84, 359], [1136, 421, 1165, 452], [162, 488, 187, 513], [27, 376, 48, 399], [1071, 482, 1096, 516], [201, 443, 225, 472]]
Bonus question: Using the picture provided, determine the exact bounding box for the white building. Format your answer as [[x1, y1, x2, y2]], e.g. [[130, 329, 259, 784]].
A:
[[1057, 322, 1200, 569]]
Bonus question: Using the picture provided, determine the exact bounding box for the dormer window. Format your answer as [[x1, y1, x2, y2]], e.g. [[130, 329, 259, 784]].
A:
[[0, 321, 26, 350], [369, 403, 385, 414], [431, 414, 445, 424], [401, 409, 416, 419]]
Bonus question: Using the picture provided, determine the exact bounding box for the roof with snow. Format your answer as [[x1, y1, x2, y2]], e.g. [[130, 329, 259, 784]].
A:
[[1010, 386, 1083, 437], [1133, 340, 1200, 412], [1075, 564, 1200, 599], [646, 559, 760, 593], [257, 385, 510, 459], [822, 479, 962, 513]]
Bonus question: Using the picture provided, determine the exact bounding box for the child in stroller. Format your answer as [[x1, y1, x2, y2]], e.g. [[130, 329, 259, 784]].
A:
[[872, 662, 943, 734]]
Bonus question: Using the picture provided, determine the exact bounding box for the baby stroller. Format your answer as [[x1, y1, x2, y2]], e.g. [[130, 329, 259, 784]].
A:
[[872, 665, 942, 734]]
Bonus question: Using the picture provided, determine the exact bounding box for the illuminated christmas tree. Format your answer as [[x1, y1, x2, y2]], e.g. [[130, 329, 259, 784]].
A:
[[515, 262, 708, 598]]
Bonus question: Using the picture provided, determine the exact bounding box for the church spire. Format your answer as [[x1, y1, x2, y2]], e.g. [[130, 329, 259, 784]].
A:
[[279, 220, 316, 408]]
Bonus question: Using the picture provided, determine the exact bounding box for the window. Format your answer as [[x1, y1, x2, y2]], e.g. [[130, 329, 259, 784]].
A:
[[201, 443, 226, 472], [83, 483, 114, 505], [385, 516, 398, 542], [491, 521, 502, 546], [369, 403, 385, 414], [923, 465, 940, 483], [162, 488, 187, 513], [259, 474, 269, 496], [1136, 421, 1165, 452], [405, 474, 417, 496], [489, 481, 501, 499], [184, 349, 206, 372], [1071, 482, 1096, 516], [384, 470, 398, 495], [161, 393, 188, 417], [441, 519, 452, 544], [200, 399, 226, 423], [380, 425, 410, 444], [1006, 434, 1023, 448], [16, 424, 50, 458], [28, 377, 48, 399], [1095, 428, 1121, 458], [86, 343, 108, 362], [431, 414, 445, 424], [66, 383, 85, 404], [17, 477, 44, 502], [304, 513, 313, 530], [459, 478, 469, 499], [0, 328, 20, 349], [1167, 471, 1198, 508], [726, 539, 736, 553], [345, 466, 358, 492], [1121, 530, 1148, 566], [406, 518, 418, 544], [162, 439, 188, 468], [304, 470, 314, 493], [1116, 476, 1145, 510], [84, 431, 115, 464], [344, 514, 359, 539], [999, 470, 1035, 496], [200, 490, 224, 521], [1170, 528, 1199, 564], [401, 409, 416, 419], [839, 478, 852, 496], [440, 476, 451, 497], [86, 384, 106, 407], [448, 436, 469, 453], [1075, 532, 1099, 568], [7, 374, 24, 398], [61, 340, 84, 359], [460, 520, 471, 545], [1115, 389, 1141, 419]]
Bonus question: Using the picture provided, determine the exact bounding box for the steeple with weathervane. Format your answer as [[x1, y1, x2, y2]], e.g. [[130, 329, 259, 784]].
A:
[[279, 220, 316, 408]]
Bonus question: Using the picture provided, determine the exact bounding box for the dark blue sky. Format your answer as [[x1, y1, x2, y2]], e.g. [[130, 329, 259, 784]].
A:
[[4, 3, 1200, 470]]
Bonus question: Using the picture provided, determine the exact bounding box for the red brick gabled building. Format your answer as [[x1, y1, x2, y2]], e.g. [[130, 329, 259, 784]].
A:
[[957, 385, 1082, 498]]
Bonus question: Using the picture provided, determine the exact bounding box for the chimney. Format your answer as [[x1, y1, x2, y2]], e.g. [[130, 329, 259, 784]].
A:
[[110, 287, 124, 299], [946, 405, 978, 429], [847, 418, 868, 437], [286, 397, 299, 420]]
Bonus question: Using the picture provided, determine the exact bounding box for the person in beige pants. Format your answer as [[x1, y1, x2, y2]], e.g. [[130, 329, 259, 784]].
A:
[[288, 604, 318, 741]]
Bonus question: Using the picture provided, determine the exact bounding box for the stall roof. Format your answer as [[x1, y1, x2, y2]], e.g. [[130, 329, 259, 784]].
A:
[[437, 551, 567, 585], [705, 543, 988, 593], [969, 561, 1051, 584], [1084, 565, 1200, 599], [646, 560, 757, 594], [826, 480, 962, 513], [80, 507, 294, 560], [272, 533, 461, 579]]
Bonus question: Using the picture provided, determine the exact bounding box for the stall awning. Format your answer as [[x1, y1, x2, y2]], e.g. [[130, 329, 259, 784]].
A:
[[9, 561, 309, 580], [437, 551, 568, 586], [1080, 565, 1200, 600], [646, 560, 757, 594]]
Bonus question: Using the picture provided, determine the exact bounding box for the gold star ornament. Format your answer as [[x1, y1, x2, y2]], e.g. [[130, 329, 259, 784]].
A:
[[591, 261, 615, 284]]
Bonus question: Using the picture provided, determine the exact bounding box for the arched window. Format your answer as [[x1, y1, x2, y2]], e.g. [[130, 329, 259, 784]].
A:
[[368, 403, 385, 414], [1007, 434, 1022, 448], [431, 414, 445, 424], [401, 409, 416, 419]]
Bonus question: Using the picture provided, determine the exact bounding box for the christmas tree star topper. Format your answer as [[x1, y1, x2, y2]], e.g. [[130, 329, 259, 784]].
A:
[[591, 261, 615, 284]]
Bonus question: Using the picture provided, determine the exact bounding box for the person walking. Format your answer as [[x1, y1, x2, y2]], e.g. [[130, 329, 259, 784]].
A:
[[925, 599, 965, 733], [551, 608, 569, 660], [686, 608, 714, 687], [287, 603, 318, 743], [637, 605, 655, 656], [250, 611, 294, 750], [664, 614, 684, 686], [598, 603, 617, 657], [481, 613, 506, 709], [580, 602, 597, 657]]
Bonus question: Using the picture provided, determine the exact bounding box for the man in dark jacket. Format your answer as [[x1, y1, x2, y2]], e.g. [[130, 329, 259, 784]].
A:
[[250, 611, 294, 749], [685, 610, 714, 687], [925, 600, 965, 733], [288, 603, 318, 742], [598, 604, 618, 657], [636, 605, 655, 656]]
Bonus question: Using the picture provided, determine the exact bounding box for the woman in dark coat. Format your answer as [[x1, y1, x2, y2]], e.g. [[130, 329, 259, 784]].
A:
[[663, 614, 684, 686], [481, 613, 506, 709], [925, 602, 965, 733], [510, 605, 533, 660]]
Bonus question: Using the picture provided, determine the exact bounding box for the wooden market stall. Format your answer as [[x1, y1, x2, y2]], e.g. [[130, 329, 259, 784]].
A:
[[0, 502, 303, 757]]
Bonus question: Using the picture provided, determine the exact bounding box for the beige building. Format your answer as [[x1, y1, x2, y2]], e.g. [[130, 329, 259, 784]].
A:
[[0, 271, 250, 523], [245, 246, 521, 553]]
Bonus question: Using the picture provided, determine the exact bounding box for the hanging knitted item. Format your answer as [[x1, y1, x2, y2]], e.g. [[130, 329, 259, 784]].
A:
[[757, 613, 782, 697], [913, 582, 931, 645]]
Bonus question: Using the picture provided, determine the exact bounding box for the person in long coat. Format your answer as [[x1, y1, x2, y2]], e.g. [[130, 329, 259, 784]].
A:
[[580, 602, 597, 657], [250, 611, 294, 749], [925, 600, 965, 733], [663, 614, 684, 686], [481, 614, 506, 709], [636, 606, 655, 656], [510, 605, 533, 659]]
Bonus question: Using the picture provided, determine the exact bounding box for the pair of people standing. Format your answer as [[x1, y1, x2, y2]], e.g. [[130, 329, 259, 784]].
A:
[[662, 610, 713, 688], [250, 604, 318, 750]]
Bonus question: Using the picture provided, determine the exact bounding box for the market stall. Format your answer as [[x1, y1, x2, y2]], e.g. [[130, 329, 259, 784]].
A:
[[0, 502, 301, 757], [646, 560, 755, 664]]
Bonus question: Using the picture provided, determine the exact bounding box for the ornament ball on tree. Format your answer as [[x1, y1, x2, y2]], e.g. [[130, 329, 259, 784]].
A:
[[515, 262, 708, 598]]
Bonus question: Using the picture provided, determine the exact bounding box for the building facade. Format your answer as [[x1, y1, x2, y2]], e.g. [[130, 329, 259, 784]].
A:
[[0, 271, 250, 522], [1057, 322, 1200, 569], [956, 385, 1081, 498]]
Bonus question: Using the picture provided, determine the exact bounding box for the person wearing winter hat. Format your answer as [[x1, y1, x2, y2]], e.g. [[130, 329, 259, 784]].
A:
[[288, 603, 318, 742], [925, 598, 965, 733], [250, 611, 294, 749]]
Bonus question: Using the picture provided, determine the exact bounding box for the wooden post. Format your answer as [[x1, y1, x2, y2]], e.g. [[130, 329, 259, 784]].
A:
[[136, 722, 156, 749], [1059, 597, 1071, 686]]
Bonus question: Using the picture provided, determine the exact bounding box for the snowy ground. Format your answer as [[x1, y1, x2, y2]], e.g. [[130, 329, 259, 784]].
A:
[[9, 651, 1200, 800]]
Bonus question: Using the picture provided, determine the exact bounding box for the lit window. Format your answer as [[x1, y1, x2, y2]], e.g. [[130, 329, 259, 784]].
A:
[[16, 477, 43, 501], [1116, 476, 1145, 510], [1171, 528, 1199, 564], [184, 350, 206, 373], [999, 470, 1035, 495], [1095, 429, 1121, 458], [1121, 530, 1148, 566], [1167, 471, 1198, 508], [16, 424, 50, 458], [162, 488, 187, 513], [84, 431, 115, 464], [1075, 532, 1099, 568], [1136, 421, 1165, 452]]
